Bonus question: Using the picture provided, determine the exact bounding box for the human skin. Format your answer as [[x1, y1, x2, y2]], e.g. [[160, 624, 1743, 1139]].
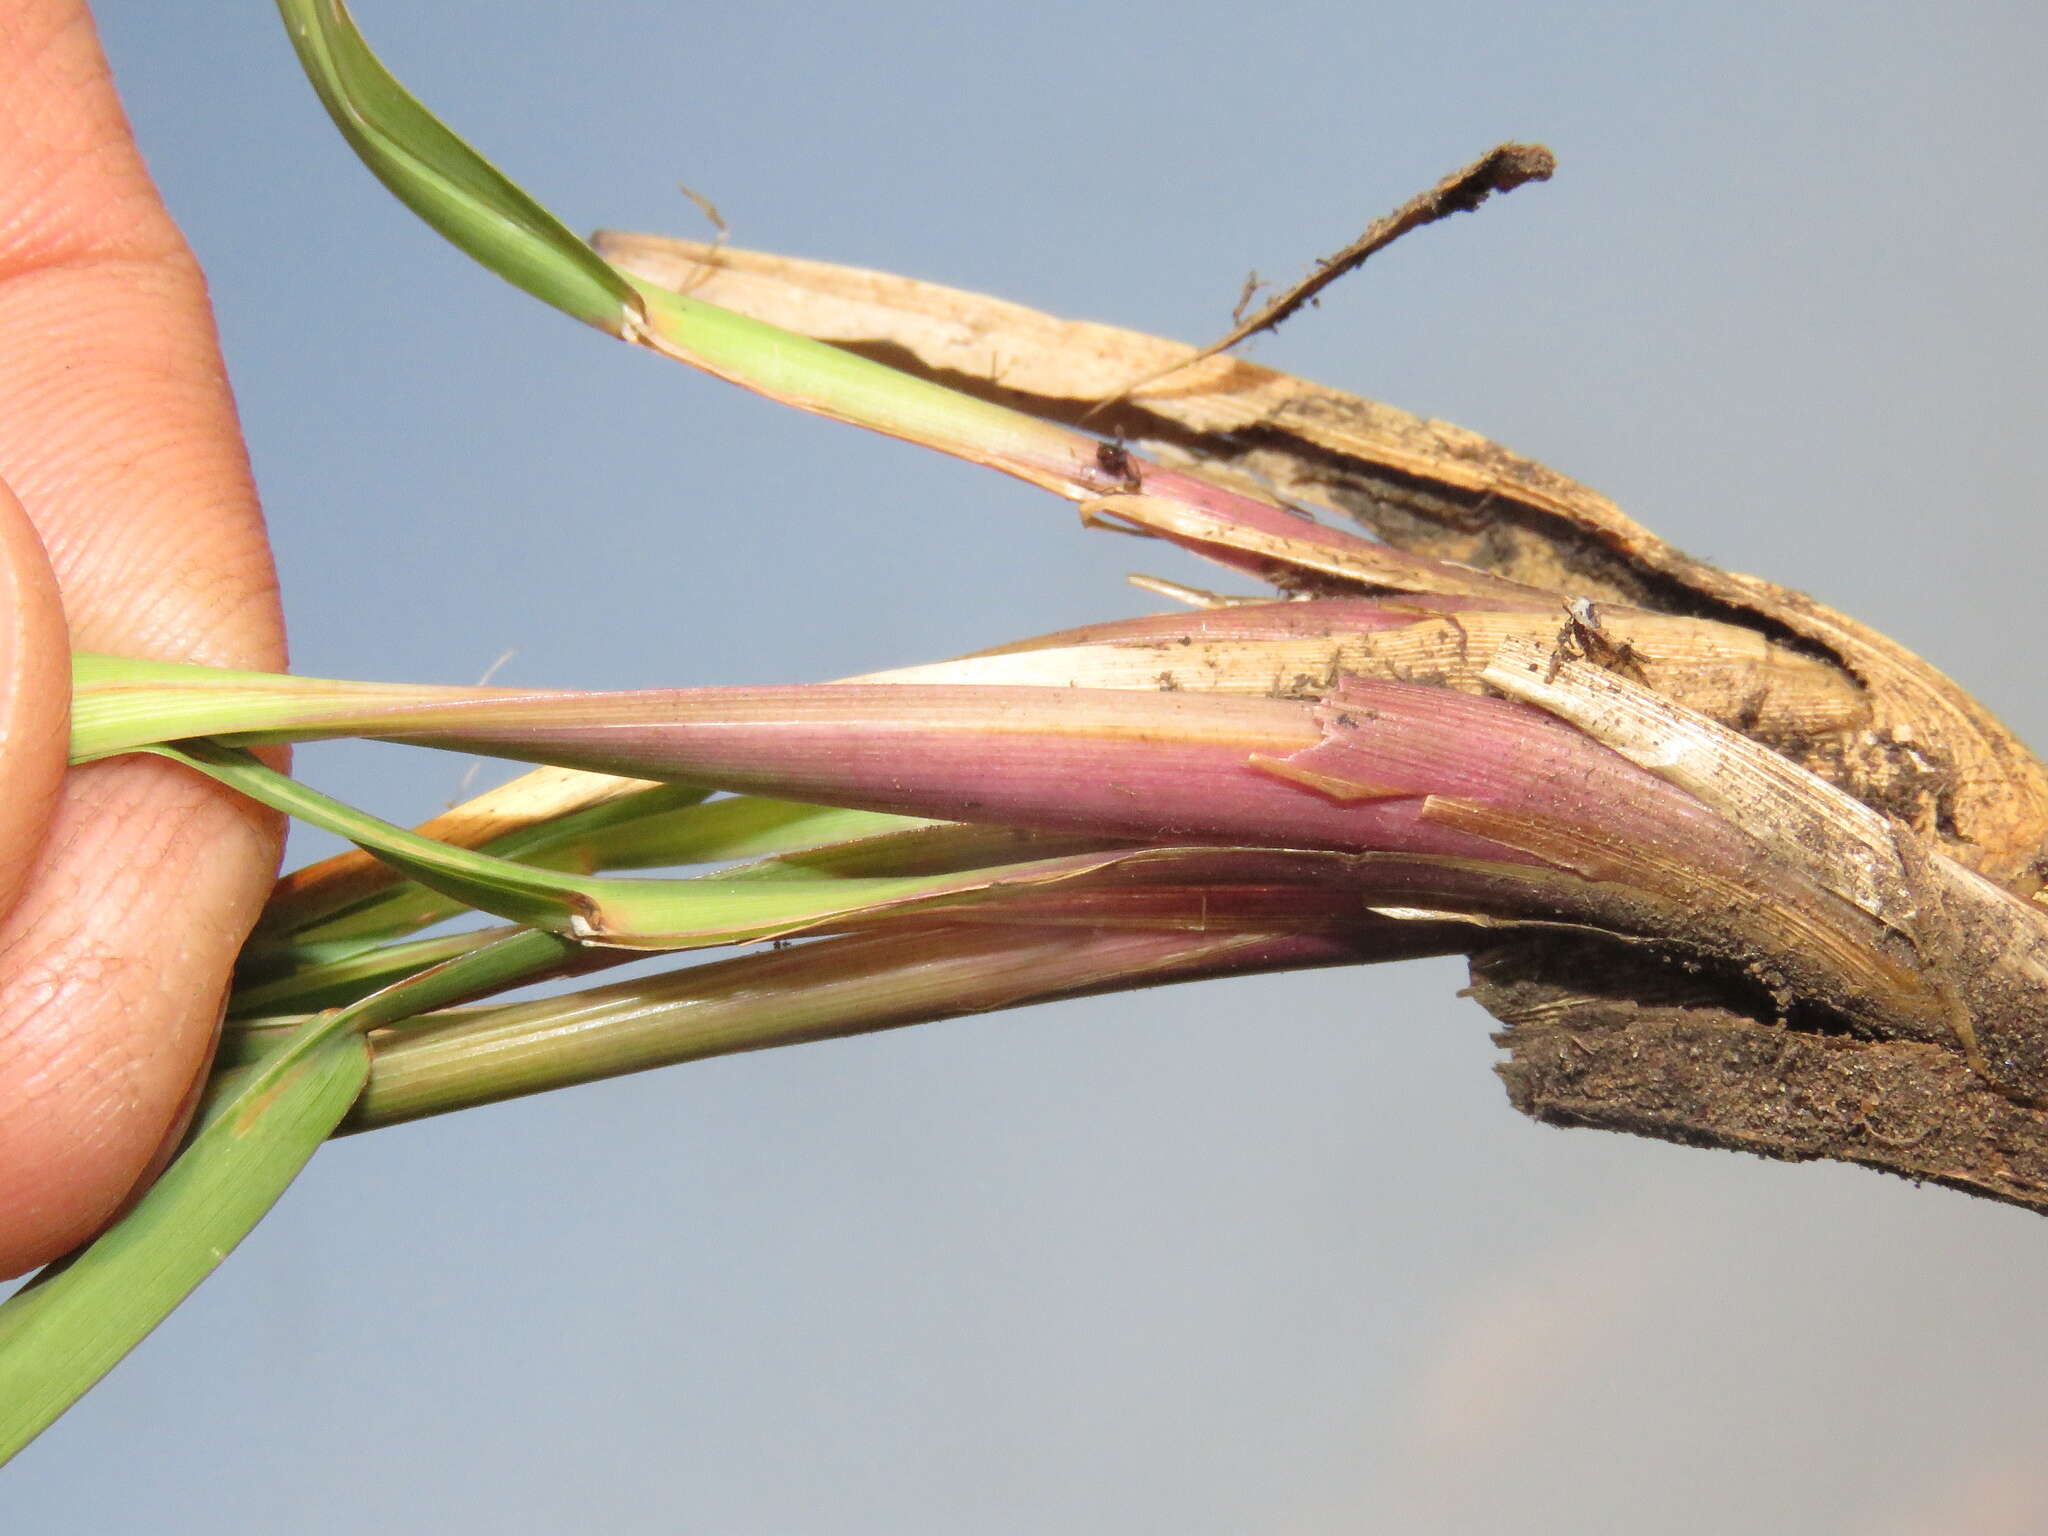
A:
[[0, 1, 287, 1277]]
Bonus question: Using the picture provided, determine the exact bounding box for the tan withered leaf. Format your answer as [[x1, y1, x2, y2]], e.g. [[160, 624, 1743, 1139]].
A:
[[592, 231, 2048, 896], [865, 606, 1861, 743]]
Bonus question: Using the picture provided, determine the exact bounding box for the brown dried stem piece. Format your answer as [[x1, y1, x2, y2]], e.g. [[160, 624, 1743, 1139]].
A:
[[1094, 142, 1555, 412]]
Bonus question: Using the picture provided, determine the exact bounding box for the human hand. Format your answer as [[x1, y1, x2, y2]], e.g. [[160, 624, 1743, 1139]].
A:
[[0, 1, 287, 1277]]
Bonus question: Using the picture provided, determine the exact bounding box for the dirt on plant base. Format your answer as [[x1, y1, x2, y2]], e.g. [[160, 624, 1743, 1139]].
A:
[[1473, 934, 2048, 1214]]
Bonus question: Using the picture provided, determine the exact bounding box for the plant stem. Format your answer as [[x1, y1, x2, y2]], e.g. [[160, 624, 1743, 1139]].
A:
[[339, 920, 1461, 1129]]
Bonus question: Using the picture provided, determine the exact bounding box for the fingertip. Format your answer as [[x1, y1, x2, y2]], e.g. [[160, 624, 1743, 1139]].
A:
[[0, 476, 69, 920]]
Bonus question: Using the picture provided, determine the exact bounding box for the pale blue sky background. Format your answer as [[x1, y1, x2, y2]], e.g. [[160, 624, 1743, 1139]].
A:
[[11, 2, 2048, 1531]]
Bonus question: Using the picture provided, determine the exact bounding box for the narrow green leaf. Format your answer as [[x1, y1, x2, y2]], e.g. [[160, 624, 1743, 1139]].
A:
[[266, 5, 1131, 500], [68, 651, 483, 764], [158, 743, 1181, 951], [267, 2, 1330, 594], [0, 919, 586, 1461], [156, 742, 612, 933], [0, 1022, 368, 1462], [231, 926, 525, 1017], [282, 794, 932, 947], [620, 275, 1104, 495], [273, 0, 638, 332], [233, 922, 603, 1023]]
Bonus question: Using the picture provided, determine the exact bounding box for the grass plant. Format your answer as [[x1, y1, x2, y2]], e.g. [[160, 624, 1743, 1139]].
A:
[[8, 0, 2048, 1461]]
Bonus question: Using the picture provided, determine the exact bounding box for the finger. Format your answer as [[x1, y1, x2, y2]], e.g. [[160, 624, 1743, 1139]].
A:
[[0, 2, 288, 1276], [0, 483, 69, 922]]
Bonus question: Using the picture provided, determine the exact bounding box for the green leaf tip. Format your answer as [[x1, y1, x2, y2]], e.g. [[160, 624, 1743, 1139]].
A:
[[274, 0, 641, 334]]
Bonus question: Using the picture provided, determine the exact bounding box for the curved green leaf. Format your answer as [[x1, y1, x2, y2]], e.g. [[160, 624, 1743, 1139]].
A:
[[274, 0, 639, 332]]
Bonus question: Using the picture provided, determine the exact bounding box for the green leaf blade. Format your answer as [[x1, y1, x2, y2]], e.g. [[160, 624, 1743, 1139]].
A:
[[274, 0, 638, 333], [0, 1025, 369, 1463]]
